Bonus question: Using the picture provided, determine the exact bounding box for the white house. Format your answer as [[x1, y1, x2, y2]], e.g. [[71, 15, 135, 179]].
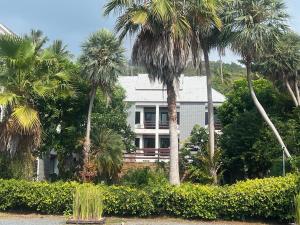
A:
[[118, 74, 226, 162]]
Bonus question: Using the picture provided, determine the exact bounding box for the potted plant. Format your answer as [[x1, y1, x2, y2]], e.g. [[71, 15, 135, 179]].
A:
[[67, 185, 105, 224]]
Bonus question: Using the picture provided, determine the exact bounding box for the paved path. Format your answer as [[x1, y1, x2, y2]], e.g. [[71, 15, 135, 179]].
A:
[[0, 213, 282, 225]]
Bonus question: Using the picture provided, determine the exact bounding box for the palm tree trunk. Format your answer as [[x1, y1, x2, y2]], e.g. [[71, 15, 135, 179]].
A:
[[285, 78, 299, 107], [203, 49, 217, 184], [83, 87, 97, 164], [246, 63, 291, 158], [295, 71, 300, 106], [167, 81, 180, 185], [219, 53, 224, 84]]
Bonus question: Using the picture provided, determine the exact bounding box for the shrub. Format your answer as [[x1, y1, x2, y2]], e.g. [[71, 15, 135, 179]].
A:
[[121, 167, 168, 187], [0, 175, 297, 221]]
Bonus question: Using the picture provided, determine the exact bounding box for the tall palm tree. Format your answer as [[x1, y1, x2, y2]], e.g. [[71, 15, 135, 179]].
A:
[[224, 0, 292, 158], [0, 34, 72, 155], [186, 0, 222, 184], [80, 29, 125, 173], [104, 0, 191, 185]]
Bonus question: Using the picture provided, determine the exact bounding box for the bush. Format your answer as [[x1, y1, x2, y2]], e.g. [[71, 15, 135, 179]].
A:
[[121, 167, 168, 187], [0, 175, 297, 221]]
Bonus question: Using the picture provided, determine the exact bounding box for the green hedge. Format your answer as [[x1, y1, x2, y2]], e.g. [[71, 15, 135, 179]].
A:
[[0, 175, 298, 221]]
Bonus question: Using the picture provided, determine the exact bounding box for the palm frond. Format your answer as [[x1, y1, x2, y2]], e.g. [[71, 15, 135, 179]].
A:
[[11, 105, 41, 133], [0, 92, 19, 106]]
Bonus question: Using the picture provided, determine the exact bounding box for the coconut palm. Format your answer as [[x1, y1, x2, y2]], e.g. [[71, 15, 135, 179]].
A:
[[80, 29, 125, 173], [0, 34, 72, 155], [224, 0, 291, 158], [104, 0, 191, 185], [186, 0, 222, 184]]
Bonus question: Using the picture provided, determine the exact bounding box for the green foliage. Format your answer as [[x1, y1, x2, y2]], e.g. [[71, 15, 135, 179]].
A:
[[73, 185, 103, 221], [92, 128, 124, 183], [0, 175, 297, 221], [180, 125, 222, 184], [121, 167, 168, 187], [218, 78, 297, 183]]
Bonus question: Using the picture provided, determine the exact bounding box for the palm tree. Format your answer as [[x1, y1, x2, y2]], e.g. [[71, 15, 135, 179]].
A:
[[91, 128, 124, 183], [104, 0, 191, 185], [186, 0, 222, 184], [254, 32, 300, 107], [0, 34, 72, 155], [24, 29, 48, 52], [224, 0, 291, 158], [80, 29, 125, 175]]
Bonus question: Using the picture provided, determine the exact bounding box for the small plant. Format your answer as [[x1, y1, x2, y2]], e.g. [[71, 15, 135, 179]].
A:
[[72, 185, 103, 221], [296, 194, 300, 225]]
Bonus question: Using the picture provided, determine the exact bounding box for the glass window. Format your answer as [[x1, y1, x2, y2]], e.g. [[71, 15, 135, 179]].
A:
[[135, 111, 141, 124], [144, 136, 155, 148], [160, 136, 170, 148], [160, 112, 168, 123], [135, 138, 140, 148], [177, 112, 180, 125], [145, 111, 155, 122], [205, 111, 208, 125]]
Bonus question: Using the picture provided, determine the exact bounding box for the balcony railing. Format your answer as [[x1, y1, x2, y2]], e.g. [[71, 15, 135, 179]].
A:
[[124, 148, 170, 162], [159, 121, 169, 129], [144, 120, 156, 129]]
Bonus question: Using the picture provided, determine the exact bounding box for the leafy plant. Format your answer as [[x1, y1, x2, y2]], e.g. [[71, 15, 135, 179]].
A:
[[121, 167, 168, 187], [73, 185, 103, 221]]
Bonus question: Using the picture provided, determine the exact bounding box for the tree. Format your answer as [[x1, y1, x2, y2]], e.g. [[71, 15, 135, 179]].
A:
[[104, 0, 191, 185], [80, 29, 125, 180], [0, 34, 72, 157], [186, 0, 222, 184], [253, 32, 300, 107], [180, 125, 223, 184], [224, 0, 291, 158], [218, 79, 294, 183]]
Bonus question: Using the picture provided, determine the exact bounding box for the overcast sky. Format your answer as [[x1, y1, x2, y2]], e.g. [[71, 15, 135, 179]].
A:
[[0, 0, 299, 63]]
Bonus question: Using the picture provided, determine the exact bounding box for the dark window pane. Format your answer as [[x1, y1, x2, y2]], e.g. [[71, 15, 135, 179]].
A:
[[177, 112, 180, 125], [144, 136, 155, 148], [135, 112, 140, 124], [205, 111, 208, 125], [160, 137, 170, 148], [135, 138, 140, 148]]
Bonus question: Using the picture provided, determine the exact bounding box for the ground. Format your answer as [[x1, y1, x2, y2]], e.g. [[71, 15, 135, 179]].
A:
[[0, 213, 283, 225]]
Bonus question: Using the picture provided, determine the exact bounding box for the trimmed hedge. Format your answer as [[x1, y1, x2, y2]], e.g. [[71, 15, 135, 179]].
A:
[[0, 175, 298, 221]]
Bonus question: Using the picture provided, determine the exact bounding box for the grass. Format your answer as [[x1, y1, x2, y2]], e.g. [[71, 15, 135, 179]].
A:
[[72, 184, 103, 221]]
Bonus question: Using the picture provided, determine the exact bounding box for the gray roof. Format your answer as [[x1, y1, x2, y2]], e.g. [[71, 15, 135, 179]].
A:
[[118, 74, 226, 103], [0, 24, 12, 35]]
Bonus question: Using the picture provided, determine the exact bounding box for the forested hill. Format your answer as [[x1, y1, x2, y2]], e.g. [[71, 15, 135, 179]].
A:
[[124, 61, 246, 94]]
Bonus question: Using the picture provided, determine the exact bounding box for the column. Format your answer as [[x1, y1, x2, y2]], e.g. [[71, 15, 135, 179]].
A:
[[155, 104, 160, 150]]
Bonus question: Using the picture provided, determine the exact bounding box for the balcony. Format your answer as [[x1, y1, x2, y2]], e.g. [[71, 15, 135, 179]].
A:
[[144, 120, 156, 129], [159, 121, 169, 129], [124, 148, 170, 162]]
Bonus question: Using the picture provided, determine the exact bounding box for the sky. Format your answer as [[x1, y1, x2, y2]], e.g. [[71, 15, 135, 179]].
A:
[[0, 0, 299, 63]]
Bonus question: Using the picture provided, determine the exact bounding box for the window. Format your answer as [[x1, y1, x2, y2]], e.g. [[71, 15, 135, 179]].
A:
[[135, 111, 141, 124], [160, 136, 170, 148], [205, 111, 208, 125], [143, 136, 155, 148], [135, 138, 140, 148], [177, 112, 180, 125]]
